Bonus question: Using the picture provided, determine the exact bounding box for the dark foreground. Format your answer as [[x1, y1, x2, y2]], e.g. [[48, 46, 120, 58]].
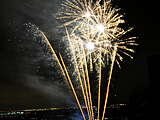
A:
[[0, 104, 144, 120]]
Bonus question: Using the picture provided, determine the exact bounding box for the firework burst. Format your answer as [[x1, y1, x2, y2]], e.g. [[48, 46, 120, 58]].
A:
[[28, 0, 138, 120], [57, 0, 138, 120], [57, 0, 137, 68]]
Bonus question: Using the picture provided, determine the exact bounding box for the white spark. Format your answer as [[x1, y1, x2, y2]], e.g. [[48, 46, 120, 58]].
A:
[[85, 42, 95, 51], [96, 24, 105, 33], [83, 12, 91, 18]]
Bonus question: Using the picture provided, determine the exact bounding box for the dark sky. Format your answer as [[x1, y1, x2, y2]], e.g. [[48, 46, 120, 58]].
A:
[[0, 0, 158, 113]]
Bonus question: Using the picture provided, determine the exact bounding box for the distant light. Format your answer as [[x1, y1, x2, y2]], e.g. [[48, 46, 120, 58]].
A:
[[83, 12, 91, 18], [85, 42, 95, 51], [96, 24, 105, 33]]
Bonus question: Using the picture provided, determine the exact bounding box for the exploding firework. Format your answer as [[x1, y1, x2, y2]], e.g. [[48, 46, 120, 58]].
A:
[[28, 0, 138, 120], [57, 0, 137, 120], [57, 0, 137, 68]]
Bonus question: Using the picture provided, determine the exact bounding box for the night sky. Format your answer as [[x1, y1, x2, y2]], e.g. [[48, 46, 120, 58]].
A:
[[0, 0, 158, 116]]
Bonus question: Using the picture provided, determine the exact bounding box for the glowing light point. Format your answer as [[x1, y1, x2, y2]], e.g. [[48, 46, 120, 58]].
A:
[[105, 43, 112, 48], [85, 42, 95, 51], [113, 44, 118, 50], [96, 24, 105, 33], [83, 12, 91, 18]]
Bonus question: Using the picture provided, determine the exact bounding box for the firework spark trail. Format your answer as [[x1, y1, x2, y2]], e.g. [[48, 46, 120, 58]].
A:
[[67, 34, 94, 119], [102, 46, 117, 120], [76, 41, 93, 119], [38, 31, 86, 120], [89, 54, 93, 72], [59, 54, 87, 120], [39, 31, 67, 83], [75, 39, 93, 119], [74, 35, 98, 120], [81, 63, 92, 119], [27, 23, 72, 91], [65, 27, 91, 118], [97, 49, 102, 120], [82, 47, 94, 120]]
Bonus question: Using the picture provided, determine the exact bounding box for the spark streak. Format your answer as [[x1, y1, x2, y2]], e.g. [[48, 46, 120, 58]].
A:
[[65, 27, 90, 118], [59, 54, 86, 120], [97, 49, 102, 120], [102, 46, 117, 120], [82, 47, 94, 120], [36, 29, 87, 120]]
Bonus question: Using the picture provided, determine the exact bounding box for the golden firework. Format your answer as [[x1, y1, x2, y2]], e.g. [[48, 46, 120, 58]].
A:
[[57, 0, 137, 68], [57, 0, 137, 120], [28, 0, 138, 120]]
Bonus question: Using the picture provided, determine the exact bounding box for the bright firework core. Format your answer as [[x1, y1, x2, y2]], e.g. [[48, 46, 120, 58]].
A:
[[85, 42, 95, 51], [83, 11, 91, 18], [96, 24, 105, 33]]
